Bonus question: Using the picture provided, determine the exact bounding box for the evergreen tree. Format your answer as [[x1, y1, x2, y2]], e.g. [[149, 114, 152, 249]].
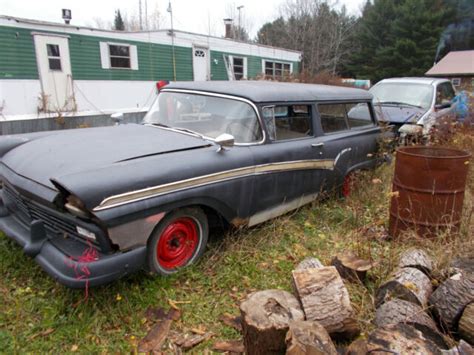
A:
[[114, 9, 125, 31], [347, 0, 456, 83]]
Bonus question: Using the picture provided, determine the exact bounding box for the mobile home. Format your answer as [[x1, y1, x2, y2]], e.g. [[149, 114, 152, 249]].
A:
[[0, 16, 301, 119]]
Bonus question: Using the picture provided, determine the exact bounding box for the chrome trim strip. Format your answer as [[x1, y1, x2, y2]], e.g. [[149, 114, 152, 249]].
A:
[[93, 159, 335, 211], [150, 89, 267, 146]]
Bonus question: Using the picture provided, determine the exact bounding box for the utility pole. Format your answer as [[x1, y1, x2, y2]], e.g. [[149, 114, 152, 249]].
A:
[[167, 0, 177, 81], [139, 0, 143, 30], [237, 5, 244, 40]]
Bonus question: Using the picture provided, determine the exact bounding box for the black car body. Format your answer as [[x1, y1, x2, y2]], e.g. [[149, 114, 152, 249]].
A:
[[0, 81, 382, 287]]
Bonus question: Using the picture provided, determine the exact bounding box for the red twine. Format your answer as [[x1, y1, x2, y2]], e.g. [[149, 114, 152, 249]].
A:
[[64, 240, 99, 301]]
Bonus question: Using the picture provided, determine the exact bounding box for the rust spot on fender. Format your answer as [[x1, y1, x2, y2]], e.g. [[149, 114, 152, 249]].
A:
[[231, 217, 249, 228]]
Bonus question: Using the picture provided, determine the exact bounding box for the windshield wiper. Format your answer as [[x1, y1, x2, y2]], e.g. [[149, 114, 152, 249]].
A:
[[375, 101, 423, 109], [149, 122, 170, 128]]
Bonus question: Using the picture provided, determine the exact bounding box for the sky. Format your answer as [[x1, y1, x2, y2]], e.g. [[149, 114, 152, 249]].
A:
[[0, 0, 366, 38]]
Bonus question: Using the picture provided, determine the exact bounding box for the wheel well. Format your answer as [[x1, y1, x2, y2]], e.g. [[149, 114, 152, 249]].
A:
[[198, 205, 229, 230]]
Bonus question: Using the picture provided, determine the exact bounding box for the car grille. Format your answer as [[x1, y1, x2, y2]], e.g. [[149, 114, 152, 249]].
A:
[[2, 182, 90, 243]]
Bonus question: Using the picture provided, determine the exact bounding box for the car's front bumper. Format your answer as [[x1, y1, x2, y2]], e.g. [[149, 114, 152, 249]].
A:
[[0, 198, 146, 288]]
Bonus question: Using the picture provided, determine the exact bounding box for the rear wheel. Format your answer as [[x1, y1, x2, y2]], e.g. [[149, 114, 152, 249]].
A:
[[147, 207, 208, 275]]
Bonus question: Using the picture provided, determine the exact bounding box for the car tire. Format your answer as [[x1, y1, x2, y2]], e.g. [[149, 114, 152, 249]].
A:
[[147, 207, 208, 276]]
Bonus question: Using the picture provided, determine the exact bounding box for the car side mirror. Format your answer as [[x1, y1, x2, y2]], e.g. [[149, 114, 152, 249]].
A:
[[214, 133, 234, 152], [434, 102, 451, 111], [111, 112, 124, 125]]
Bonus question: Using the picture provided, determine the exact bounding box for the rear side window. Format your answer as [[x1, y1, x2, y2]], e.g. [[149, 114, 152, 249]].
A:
[[318, 102, 373, 134], [262, 104, 312, 141]]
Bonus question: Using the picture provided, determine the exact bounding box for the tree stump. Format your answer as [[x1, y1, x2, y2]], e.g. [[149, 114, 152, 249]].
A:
[[459, 303, 474, 345], [240, 289, 304, 355], [375, 267, 432, 307], [375, 298, 449, 349], [285, 320, 337, 355], [429, 272, 474, 331], [331, 253, 374, 282], [366, 323, 441, 355], [292, 266, 360, 340], [295, 257, 324, 271], [399, 248, 434, 276]]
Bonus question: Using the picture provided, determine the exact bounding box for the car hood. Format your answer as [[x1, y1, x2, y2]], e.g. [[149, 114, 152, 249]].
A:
[[374, 105, 427, 124], [2, 124, 211, 190]]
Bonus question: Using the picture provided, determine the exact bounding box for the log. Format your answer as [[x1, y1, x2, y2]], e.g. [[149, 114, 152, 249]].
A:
[[399, 248, 434, 275], [292, 266, 360, 340], [212, 340, 245, 353], [345, 338, 368, 355], [442, 340, 474, 355], [375, 298, 449, 349], [331, 253, 374, 282], [285, 320, 337, 355], [459, 303, 474, 345], [429, 272, 474, 331], [295, 257, 324, 271], [375, 267, 433, 307], [450, 257, 474, 276], [240, 289, 304, 355], [366, 323, 442, 354]]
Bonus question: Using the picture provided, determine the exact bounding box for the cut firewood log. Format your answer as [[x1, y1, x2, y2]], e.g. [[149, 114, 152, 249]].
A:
[[345, 338, 368, 355], [285, 320, 337, 355], [459, 303, 474, 345], [375, 298, 449, 349], [292, 266, 360, 340], [399, 248, 434, 275], [442, 339, 474, 355], [240, 289, 304, 355], [295, 257, 324, 271], [450, 257, 474, 276], [366, 323, 442, 354], [429, 272, 474, 332], [331, 253, 374, 282], [375, 267, 432, 307], [212, 339, 245, 353]]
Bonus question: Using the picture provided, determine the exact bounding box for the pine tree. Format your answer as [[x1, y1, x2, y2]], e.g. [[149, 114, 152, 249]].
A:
[[114, 9, 125, 31]]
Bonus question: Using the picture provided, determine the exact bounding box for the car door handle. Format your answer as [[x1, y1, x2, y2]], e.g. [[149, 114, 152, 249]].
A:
[[311, 143, 324, 148]]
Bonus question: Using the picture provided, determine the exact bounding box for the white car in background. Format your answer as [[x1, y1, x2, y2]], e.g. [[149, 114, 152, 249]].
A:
[[370, 77, 457, 142]]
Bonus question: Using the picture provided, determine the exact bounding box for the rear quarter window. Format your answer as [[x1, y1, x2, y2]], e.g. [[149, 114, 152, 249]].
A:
[[318, 102, 374, 134]]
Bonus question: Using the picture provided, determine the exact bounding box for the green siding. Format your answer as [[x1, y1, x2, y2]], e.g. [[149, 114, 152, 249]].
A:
[[210, 50, 300, 80], [68, 33, 193, 81], [0, 25, 299, 82], [0, 26, 38, 79]]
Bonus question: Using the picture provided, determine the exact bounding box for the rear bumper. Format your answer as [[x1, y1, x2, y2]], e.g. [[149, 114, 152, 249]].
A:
[[0, 202, 146, 288]]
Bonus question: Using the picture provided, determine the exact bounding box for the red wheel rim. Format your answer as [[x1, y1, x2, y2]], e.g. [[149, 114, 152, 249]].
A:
[[157, 217, 199, 270], [342, 174, 352, 197]]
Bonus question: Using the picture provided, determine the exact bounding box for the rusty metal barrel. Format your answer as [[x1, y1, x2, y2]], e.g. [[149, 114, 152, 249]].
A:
[[389, 146, 471, 238]]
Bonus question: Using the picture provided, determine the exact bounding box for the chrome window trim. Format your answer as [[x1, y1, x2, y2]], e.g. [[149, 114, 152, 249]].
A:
[[149, 88, 267, 146], [93, 158, 335, 211]]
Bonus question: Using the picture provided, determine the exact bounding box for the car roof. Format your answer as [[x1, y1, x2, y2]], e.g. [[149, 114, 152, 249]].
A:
[[375, 77, 449, 85], [164, 80, 373, 103]]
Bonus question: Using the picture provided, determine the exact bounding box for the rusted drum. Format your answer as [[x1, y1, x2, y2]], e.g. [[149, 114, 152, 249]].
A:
[[389, 146, 471, 238]]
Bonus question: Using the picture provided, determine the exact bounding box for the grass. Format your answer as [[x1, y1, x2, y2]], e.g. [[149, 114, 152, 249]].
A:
[[0, 127, 473, 353]]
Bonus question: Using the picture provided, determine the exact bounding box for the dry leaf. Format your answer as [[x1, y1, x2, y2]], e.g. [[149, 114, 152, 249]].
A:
[[71, 344, 79, 352], [219, 313, 242, 332]]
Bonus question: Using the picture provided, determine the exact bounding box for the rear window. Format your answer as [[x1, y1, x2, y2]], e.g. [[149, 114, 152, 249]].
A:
[[318, 102, 374, 134]]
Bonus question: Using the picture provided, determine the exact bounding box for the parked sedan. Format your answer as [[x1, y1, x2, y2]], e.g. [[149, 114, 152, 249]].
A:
[[0, 81, 382, 287], [370, 77, 457, 142]]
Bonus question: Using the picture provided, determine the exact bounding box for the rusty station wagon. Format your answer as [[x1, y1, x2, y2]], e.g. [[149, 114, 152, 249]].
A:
[[0, 81, 382, 287]]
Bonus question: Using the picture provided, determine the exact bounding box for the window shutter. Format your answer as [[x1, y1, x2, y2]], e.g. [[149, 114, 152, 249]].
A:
[[130, 45, 139, 70], [99, 42, 110, 69], [243, 57, 248, 79]]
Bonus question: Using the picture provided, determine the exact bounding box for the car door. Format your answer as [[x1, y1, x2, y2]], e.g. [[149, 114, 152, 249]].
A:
[[313, 101, 381, 191], [247, 103, 330, 225]]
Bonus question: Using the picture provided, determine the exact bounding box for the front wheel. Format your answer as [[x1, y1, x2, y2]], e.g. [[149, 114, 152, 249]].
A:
[[147, 207, 208, 275]]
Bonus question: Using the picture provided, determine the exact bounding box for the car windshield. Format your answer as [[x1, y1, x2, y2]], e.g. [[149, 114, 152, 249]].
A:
[[370, 82, 433, 110], [143, 91, 263, 144]]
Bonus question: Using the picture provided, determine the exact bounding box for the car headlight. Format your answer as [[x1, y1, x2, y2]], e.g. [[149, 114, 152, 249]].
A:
[[65, 194, 90, 219]]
